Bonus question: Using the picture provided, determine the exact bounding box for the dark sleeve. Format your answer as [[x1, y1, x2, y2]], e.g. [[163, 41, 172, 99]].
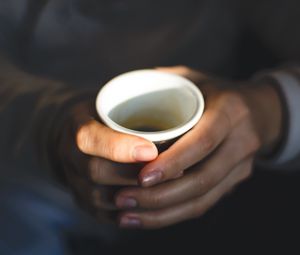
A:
[[0, 1, 93, 179], [0, 54, 94, 179]]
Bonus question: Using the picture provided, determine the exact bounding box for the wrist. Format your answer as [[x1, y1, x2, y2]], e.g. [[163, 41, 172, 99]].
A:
[[253, 70, 300, 167], [238, 80, 283, 155]]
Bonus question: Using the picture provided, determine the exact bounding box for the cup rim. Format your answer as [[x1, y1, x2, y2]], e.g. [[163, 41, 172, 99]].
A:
[[96, 69, 205, 143]]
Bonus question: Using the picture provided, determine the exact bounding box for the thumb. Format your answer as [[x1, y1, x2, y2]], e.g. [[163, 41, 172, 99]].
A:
[[76, 119, 158, 163]]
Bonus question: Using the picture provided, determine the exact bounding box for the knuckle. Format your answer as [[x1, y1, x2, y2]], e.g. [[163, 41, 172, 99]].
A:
[[236, 103, 251, 123], [146, 213, 165, 229], [247, 133, 262, 153], [165, 158, 181, 176], [92, 189, 114, 210], [240, 165, 253, 182], [197, 175, 206, 187], [218, 91, 240, 105], [173, 170, 184, 179], [191, 201, 207, 219], [198, 134, 215, 154], [219, 91, 250, 122], [194, 208, 206, 219], [195, 174, 211, 194]]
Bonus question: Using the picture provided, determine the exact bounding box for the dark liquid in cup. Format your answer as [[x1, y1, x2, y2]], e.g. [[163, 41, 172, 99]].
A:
[[125, 125, 166, 132], [120, 116, 175, 132], [109, 99, 182, 133]]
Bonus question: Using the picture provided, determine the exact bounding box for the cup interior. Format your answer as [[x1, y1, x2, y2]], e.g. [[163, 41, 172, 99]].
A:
[[96, 70, 204, 142]]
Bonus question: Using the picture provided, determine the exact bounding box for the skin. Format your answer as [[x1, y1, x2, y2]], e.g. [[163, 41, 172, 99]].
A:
[[58, 66, 282, 229]]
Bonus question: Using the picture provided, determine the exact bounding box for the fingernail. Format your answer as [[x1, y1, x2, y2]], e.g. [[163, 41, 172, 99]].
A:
[[141, 170, 163, 187], [120, 216, 141, 228], [116, 196, 137, 209], [133, 145, 157, 161]]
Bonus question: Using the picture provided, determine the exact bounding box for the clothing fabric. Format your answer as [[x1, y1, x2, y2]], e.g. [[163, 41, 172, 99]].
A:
[[254, 70, 300, 166]]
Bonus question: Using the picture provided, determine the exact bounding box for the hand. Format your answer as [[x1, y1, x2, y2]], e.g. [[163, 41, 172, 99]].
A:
[[56, 99, 158, 223], [115, 66, 283, 229]]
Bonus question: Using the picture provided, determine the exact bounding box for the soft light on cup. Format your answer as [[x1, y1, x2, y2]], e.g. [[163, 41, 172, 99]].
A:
[[96, 69, 205, 144]]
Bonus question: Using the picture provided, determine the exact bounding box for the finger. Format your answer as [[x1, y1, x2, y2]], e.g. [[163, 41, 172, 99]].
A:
[[116, 124, 258, 209], [65, 153, 141, 186], [76, 119, 158, 163], [138, 90, 252, 187], [62, 127, 141, 186], [119, 158, 253, 229], [138, 106, 231, 187], [68, 168, 120, 225], [64, 165, 119, 211], [86, 157, 142, 186], [156, 66, 207, 83]]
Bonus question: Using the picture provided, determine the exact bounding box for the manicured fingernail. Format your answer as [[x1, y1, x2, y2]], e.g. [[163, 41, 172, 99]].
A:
[[120, 216, 141, 228], [116, 196, 137, 209], [141, 170, 163, 187], [133, 145, 157, 161]]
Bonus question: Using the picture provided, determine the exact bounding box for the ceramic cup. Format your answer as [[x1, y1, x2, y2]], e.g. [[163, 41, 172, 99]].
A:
[[96, 69, 205, 146]]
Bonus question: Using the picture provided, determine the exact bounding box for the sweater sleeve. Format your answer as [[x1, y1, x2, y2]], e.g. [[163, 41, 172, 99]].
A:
[[0, 0, 96, 180], [253, 67, 300, 171], [0, 54, 94, 179]]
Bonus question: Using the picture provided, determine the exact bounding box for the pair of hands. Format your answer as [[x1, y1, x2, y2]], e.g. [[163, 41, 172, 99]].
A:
[[58, 67, 282, 229]]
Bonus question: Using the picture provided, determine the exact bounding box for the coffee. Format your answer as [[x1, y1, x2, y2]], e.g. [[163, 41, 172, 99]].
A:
[[109, 102, 179, 132], [120, 115, 175, 132]]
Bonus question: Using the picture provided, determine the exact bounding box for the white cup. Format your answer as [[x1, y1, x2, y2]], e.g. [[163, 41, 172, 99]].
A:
[[96, 69, 205, 144]]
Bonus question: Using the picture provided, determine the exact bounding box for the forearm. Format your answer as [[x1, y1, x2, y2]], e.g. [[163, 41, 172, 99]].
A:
[[0, 54, 93, 178], [252, 66, 300, 170]]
